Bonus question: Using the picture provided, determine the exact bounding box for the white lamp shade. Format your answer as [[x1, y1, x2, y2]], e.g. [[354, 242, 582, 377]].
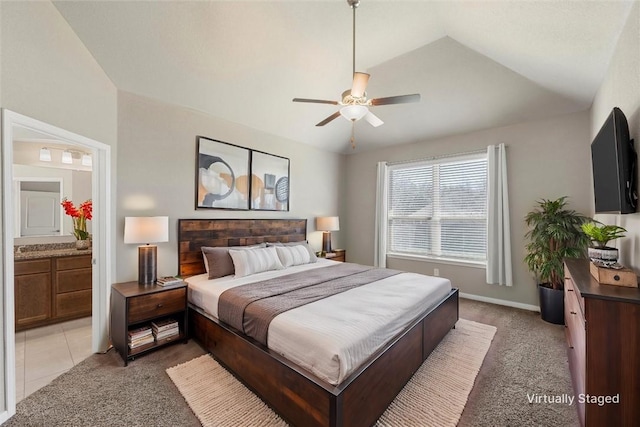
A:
[[340, 105, 368, 121], [316, 216, 340, 232], [124, 216, 169, 244], [39, 147, 52, 162], [61, 151, 73, 164], [81, 154, 92, 167]]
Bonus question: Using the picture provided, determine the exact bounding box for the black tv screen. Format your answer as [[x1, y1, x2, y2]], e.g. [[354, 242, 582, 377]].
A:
[[591, 107, 637, 214]]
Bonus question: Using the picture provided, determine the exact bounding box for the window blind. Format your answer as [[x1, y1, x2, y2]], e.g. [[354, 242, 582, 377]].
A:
[[388, 153, 488, 262]]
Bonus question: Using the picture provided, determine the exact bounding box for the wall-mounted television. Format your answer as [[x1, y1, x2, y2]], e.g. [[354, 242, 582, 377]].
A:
[[591, 107, 637, 214]]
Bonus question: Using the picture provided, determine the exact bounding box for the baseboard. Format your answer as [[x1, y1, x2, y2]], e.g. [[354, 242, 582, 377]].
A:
[[460, 292, 540, 312]]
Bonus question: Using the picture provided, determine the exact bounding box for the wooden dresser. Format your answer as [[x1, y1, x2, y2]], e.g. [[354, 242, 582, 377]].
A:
[[564, 258, 640, 426]]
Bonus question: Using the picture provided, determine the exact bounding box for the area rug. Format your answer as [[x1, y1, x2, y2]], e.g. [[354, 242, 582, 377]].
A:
[[167, 318, 496, 427]]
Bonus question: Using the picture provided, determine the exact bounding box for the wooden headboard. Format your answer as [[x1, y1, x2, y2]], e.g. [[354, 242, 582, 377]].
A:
[[178, 218, 307, 277]]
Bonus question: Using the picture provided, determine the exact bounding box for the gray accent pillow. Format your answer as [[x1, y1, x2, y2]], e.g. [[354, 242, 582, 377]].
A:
[[202, 243, 266, 279]]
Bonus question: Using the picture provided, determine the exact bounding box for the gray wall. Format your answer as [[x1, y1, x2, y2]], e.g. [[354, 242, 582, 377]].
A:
[[590, 2, 640, 273], [0, 0, 117, 408], [344, 111, 592, 307], [116, 92, 346, 282], [0, 1, 117, 146], [1, 0, 118, 249]]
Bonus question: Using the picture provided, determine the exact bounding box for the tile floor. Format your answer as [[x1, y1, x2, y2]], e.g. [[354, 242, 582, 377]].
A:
[[15, 317, 92, 403]]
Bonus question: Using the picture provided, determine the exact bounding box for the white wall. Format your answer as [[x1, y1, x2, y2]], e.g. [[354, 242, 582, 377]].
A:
[[344, 111, 592, 307], [590, 2, 640, 273], [116, 91, 345, 282]]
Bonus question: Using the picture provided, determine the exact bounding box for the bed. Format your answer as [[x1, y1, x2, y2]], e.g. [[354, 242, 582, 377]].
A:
[[179, 218, 459, 427]]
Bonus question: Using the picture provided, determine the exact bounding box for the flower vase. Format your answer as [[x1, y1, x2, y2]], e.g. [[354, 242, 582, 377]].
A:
[[76, 239, 91, 250]]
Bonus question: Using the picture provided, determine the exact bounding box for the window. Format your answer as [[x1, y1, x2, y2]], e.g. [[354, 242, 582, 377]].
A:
[[387, 153, 488, 263]]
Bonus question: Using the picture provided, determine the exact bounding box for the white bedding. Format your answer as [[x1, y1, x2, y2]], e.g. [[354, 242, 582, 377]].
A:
[[186, 259, 452, 385]]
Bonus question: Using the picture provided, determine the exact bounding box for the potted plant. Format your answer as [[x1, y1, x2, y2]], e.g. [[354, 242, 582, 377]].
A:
[[61, 198, 93, 250], [524, 197, 589, 324], [581, 222, 626, 262]]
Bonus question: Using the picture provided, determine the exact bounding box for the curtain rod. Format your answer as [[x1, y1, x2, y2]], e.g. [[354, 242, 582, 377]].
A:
[[386, 147, 490, 167]]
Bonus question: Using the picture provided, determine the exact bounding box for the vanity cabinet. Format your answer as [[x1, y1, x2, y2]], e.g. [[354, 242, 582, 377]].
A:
[[15, 259, 52, 330], [15, 254, 92, 331]]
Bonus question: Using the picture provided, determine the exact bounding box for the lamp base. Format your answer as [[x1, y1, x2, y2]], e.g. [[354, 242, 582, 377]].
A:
[[322, 231, 333, 253], [138, 245, 158, 285]]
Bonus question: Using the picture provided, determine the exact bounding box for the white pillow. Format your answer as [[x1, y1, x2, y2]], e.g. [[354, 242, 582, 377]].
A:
[[275, 245, 311, 267], [228, 246, 284, 278], [201, 243, 265, 275], [267, 241, 318, 263]]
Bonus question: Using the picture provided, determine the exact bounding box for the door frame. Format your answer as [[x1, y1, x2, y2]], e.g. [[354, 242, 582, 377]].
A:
[[1, 109, 112, 421]]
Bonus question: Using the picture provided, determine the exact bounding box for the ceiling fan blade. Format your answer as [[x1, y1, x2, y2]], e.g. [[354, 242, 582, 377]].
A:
[[350, 72, 370, 98], [316, 111, 341, 127], [293, 98, 338, 105], [370, 94, 421, 106], [364, 111, 384, 127]]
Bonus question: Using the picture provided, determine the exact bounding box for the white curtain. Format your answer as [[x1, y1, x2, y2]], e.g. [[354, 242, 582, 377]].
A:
[[374, 162, 388, 268], [486, 143, 513, 286]]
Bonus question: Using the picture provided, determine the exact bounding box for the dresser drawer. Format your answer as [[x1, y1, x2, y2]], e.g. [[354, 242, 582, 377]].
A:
[[564, 275, 584, 317], [128, 288, 186, 324]]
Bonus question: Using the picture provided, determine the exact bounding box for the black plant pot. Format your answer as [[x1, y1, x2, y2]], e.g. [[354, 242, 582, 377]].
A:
[[538, 285, 564, 325]]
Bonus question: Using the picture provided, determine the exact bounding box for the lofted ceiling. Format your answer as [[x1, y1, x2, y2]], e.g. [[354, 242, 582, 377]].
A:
[[53, 1, 635, 153]]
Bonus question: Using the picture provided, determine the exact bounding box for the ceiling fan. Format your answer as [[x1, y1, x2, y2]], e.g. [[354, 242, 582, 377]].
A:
[[293, 0, 421, 147]]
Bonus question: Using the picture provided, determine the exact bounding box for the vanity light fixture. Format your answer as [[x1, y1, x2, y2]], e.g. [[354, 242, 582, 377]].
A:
[[39, 147, 52, 162], [39, 146, 92, 168], [61, 150, 73, 164], [81, 154, 92, 167]]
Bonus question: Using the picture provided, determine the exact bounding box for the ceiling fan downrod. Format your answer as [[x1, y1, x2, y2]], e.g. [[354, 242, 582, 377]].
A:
[[348, 0, 360, 77]]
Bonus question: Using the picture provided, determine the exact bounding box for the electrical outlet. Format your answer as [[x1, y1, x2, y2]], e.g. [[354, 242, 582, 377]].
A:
[[433, 268, 439, 277]]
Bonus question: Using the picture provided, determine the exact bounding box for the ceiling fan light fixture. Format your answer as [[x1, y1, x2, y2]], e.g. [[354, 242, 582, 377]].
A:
[[340, 105, 368, 122]]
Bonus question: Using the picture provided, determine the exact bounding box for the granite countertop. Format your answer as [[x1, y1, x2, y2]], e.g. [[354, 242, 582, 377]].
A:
[[14, 243, 92, 261]]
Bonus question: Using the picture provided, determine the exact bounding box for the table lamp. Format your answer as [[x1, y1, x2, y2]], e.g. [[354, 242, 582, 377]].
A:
[[124, 216, 169, 285], [316, 216, 339, 253]]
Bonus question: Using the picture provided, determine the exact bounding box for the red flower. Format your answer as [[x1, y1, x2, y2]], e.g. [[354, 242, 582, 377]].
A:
[[61, 198, 92, 240]]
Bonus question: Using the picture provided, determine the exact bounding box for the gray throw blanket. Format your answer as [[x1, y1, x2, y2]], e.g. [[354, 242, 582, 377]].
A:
[[218, 263, 402, 345]]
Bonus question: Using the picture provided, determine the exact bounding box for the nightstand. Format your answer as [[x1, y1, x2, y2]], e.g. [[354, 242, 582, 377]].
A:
[[319, 249, 346, 262], [110, 281, 188, 366]]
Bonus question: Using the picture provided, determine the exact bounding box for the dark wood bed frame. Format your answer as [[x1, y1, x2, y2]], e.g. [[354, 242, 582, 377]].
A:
[[179, 219, 459, 427]]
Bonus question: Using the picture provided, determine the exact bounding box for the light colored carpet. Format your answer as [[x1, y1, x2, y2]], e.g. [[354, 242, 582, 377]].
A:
[[167, 318, 496, 427]]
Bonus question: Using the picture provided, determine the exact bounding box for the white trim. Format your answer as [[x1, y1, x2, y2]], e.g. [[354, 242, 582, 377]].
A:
[[1, 109, 112, 419], [387, 149, 487, 167], [460, 292, 540, 312], [1, 110, 17, 421], [374, 162, 388, 268], [387, 253, 486, 269]]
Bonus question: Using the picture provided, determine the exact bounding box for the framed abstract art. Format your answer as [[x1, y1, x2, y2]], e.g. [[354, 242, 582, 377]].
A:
[[249, 151, 290, 211], [196, 137, 250, 210]]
